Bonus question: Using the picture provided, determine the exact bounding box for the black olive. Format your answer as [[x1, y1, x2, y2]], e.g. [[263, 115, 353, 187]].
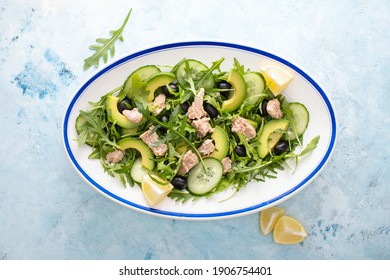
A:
[[157, 114, 170, 133], [180, 101, 190, 113], [217, 81, 233, 98], [274, 140, 290, 155], [117, 97, 132, 113], [171, 176, 187, 190], [234, 145, 247, 157], [203, 103, 219, 119], [217, 81, 232, 90], [259, 99, 269, 117], [163, 82, 179, 98]]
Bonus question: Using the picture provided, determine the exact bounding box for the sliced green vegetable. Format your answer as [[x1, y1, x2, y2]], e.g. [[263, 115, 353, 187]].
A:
[[176, 59, 215, 90], [122, 65, 161, 99], [258, 119, 289, 158], [75, 114, 99, 147], [145, 72, 175, 102], [221, 68, 247, 112], [243, 71, 265, 105], [208, 126, 229, 160], [285, 102, 309, 140], [106, 95, 143, 128], [130, 157, 150, 183], [117, 138, 155, 170], [187, 158, 223, 195]]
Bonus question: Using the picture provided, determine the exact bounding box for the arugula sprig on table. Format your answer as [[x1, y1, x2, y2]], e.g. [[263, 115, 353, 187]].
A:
[[83, 8, 133, 70]]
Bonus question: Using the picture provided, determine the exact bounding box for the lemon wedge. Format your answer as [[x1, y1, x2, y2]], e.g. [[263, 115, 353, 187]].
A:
[[141, 175, 173, 206], [260, 65, 293, 96], [273, 215, 308, 244], [259, 206, 285, 236]]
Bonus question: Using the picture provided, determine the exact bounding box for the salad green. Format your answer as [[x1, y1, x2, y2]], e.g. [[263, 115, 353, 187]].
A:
[[83, 8, 133, 70], [76, 57, 320, 204]]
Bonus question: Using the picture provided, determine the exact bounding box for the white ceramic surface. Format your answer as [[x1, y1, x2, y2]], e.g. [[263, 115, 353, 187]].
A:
[[63, 41, 337, 220]]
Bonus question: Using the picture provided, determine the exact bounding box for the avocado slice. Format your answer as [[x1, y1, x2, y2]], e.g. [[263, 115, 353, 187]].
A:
[[221, 68, 247, 112], [119, 127, 138, 136], [208, 126, 229, 160], [122, 65, 161, 99], [117, 138, 155, 170], [145, 72, 175, 102], [176, 140, 189, 155], [105, 95, 143, 129], [257, 119, 289, 158]]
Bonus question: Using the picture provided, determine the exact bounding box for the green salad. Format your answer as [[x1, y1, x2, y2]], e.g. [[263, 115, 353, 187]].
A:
[[76, 58, 319, 205]]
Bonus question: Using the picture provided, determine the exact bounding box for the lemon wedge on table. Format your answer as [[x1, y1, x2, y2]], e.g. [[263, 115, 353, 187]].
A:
[[141, 175, 173, 206], [273, 215, 308, 245], [260, 65, 293, 96], [259, 206, 285, 236]]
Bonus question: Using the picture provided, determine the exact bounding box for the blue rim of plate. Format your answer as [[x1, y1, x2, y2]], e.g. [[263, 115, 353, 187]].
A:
[[63, 41, 337, 219]]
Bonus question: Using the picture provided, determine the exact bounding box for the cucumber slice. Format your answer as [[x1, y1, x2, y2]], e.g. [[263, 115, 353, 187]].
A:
[[75, 114, 99, 147], [286, 102, 309, 140], [130, 158, 150, 183], [122, 65, 161, 99], [175, 59, 215, 89], [243, 71, 265, 105], [75, 113, 88, 134], [187, 158, 223, 195]]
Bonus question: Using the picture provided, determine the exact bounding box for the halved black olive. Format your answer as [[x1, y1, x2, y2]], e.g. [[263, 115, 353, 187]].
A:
[[117, 97, 132, 113], [163, 82, 179, 98], [234, 145, 247, 157], [180, 101, 190, 113], [217, 81, 233, 98], [203, 103, 219, 119], [171, 176, 187, 190], [274, 140, 289, 155]]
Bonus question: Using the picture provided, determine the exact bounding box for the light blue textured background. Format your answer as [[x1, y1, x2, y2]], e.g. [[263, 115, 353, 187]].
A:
[[0, 0, 389, 260]]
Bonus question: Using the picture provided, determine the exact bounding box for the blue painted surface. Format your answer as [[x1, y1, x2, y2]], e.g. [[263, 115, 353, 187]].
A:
[[0, 0, 389, 259]]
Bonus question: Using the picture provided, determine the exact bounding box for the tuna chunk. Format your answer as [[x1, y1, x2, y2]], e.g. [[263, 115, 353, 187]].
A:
[[106, 149, 125, 163], [198, 139, 215, 156], [178, 150, 199, 175], [231, 116, 256, 140], [139, 126, 167, 157], [122, 108, 143, 123], [221, 157, 232, 174], [266, 99, 283, 119], [188, 88, 206, 120], [151, 93, 166, 115], [191, 117, 214, 138]]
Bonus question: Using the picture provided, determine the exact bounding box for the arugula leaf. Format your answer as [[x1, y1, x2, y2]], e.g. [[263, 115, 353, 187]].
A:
[[79, 110, 118, 148], [195, 58, 225, 89], [236, 132, 259, 161], [298, 135, 320, 157], [168, 189, 201, 203], [183, 60, 197, 94], [171, 58, 186, 74], [233, 58, 245, 75], [127, 74, 148, 102], [83, 8, 132, 70]]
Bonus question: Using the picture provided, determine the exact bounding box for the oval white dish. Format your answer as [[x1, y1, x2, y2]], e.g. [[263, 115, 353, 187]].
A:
[[63, 41, 337, 220]]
